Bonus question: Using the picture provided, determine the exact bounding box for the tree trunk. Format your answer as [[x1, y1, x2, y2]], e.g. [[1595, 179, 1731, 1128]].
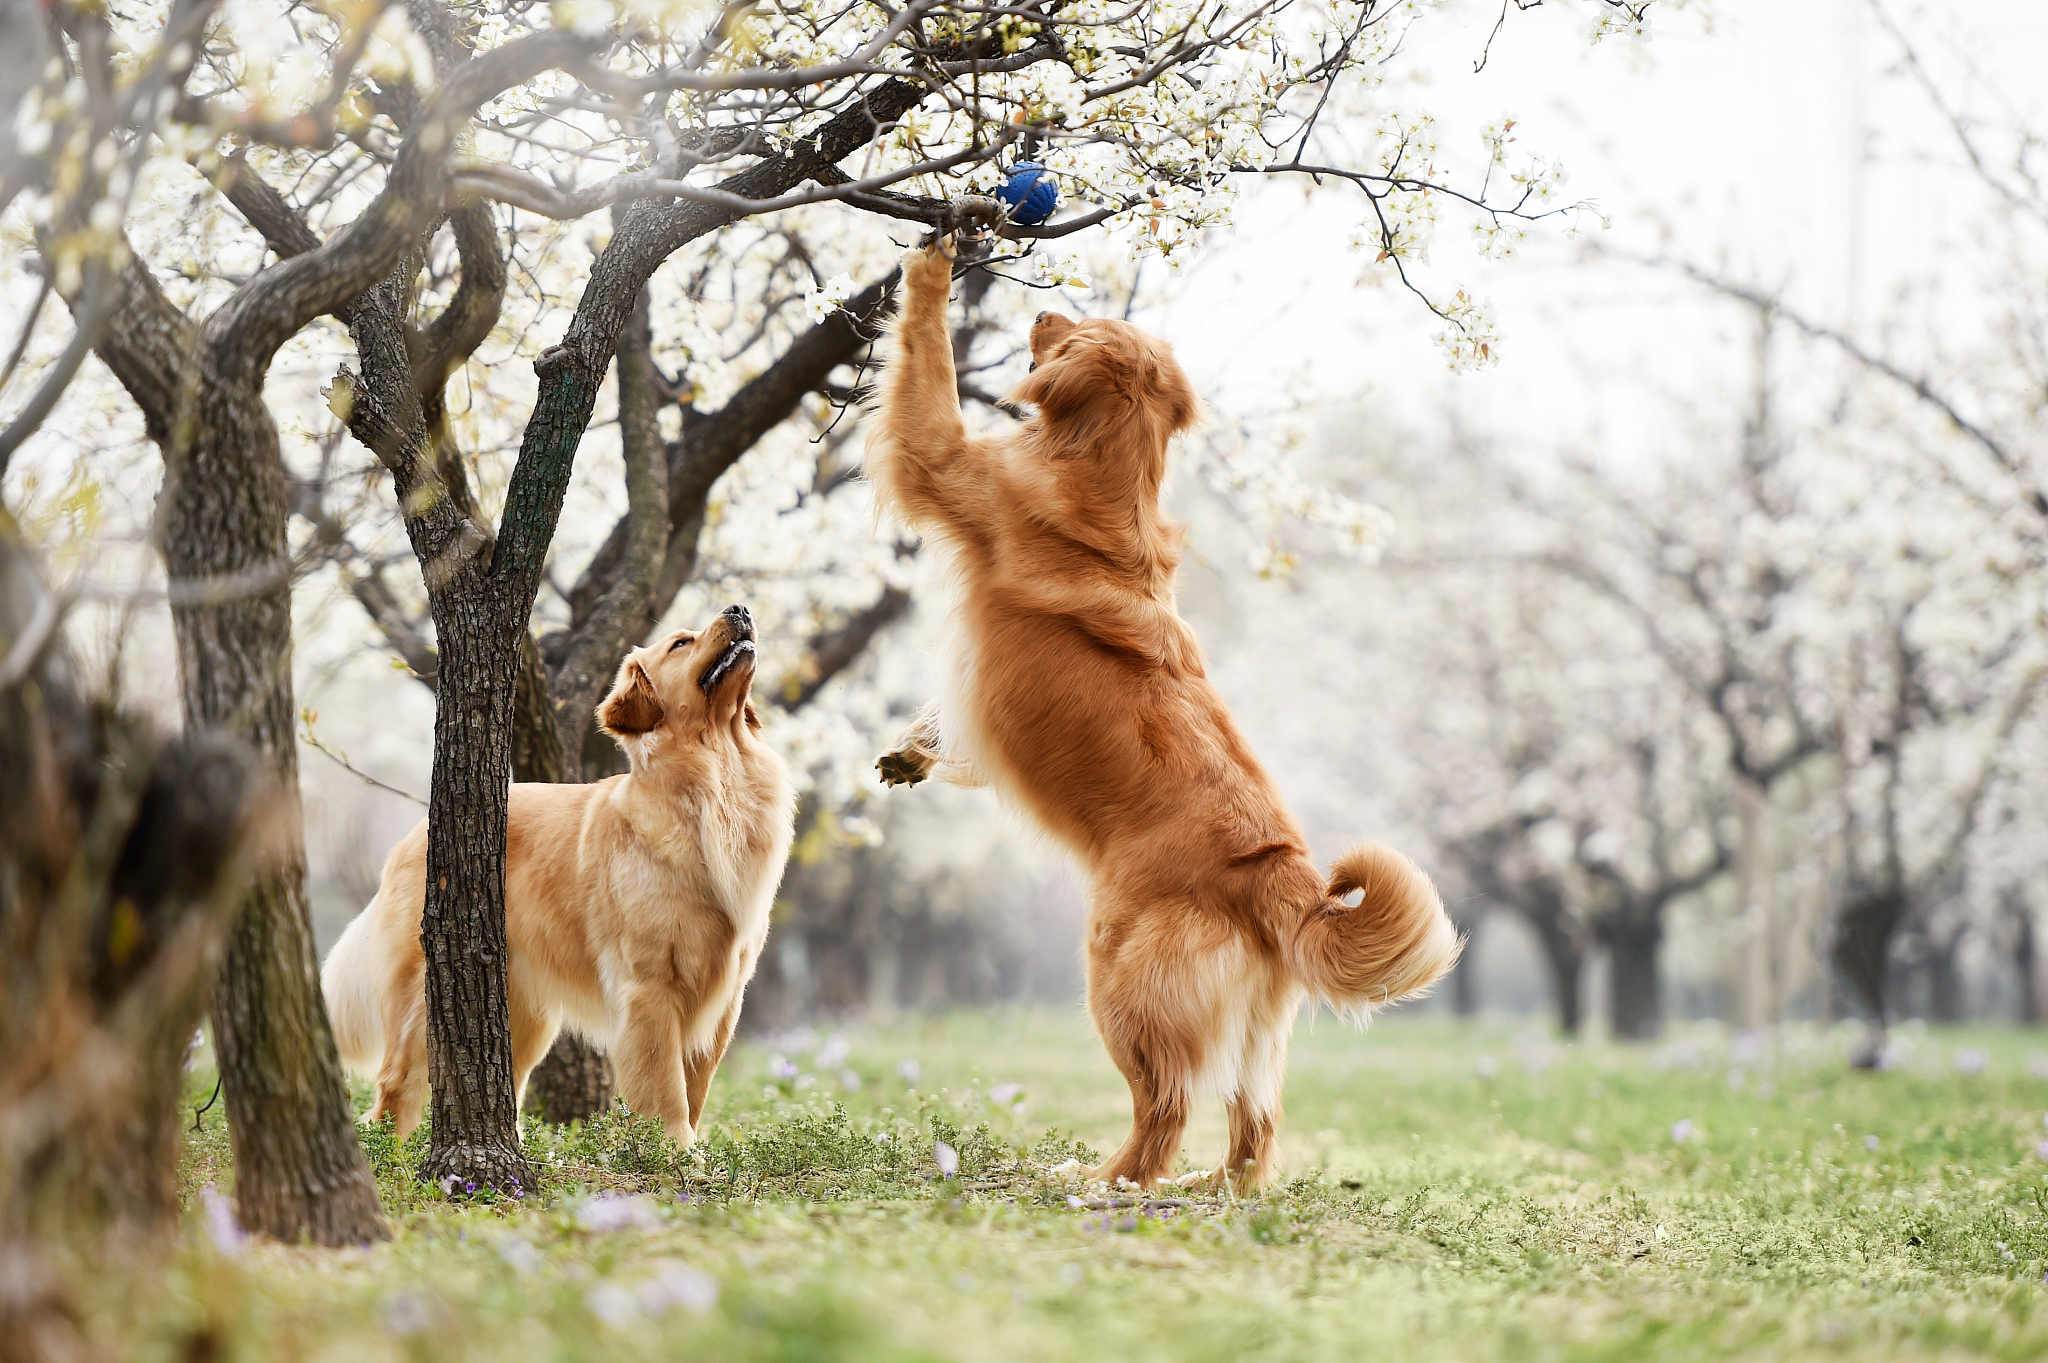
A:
[[161, 383, 386, 1245], [2, 525, 265, 1361], [416, 576, 534, 1191], [1926, 926, 1967, 1022], [1604, 918, 1662, 1040], [524, 1033, 616, 1125], [1519, 890, 1585, 1035], [1832, 887, 1902, 1022], [2013, 890, 2041, 1025], [1735, 777, 1773, 1031]]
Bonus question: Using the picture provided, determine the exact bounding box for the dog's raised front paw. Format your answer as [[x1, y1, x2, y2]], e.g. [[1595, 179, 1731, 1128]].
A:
[[876, 749, 930, 787]]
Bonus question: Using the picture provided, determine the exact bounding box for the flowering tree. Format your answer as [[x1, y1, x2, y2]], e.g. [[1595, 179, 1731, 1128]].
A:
[[4, 0, 1654, 1203]]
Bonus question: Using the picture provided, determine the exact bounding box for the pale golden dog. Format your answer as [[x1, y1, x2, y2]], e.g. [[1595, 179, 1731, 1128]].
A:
[[321, 604, 794, 1146], [869, 243, 1460, 1189]]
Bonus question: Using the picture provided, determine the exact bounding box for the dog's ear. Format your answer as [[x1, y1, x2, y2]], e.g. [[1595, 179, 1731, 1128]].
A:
[[598, 659, 664, 737], [743, 699, 761, 731], [1013, 336, 1132, 420], [1151, 356, 1201, 435]]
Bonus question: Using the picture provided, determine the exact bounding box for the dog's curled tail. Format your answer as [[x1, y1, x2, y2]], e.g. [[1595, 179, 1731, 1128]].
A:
[[1288, 843, 1462, 1016], [320, 902, 382, 1074]]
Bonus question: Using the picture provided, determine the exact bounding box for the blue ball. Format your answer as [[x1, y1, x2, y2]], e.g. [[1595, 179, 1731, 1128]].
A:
[[996, 161, 1059, 226]]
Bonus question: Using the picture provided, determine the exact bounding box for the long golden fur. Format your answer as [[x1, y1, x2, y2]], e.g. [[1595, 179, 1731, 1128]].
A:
[[320, 604, 794, 1146], [868, 243, 1460, 1189]]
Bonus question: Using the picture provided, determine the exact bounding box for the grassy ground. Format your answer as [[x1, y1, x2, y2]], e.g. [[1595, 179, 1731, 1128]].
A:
[[136, 1010, 2048, 1361]]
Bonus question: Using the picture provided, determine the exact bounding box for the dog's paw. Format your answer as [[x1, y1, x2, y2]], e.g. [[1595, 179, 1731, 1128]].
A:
[[905, 240, 955, 290], [1169, 1170, 1212, 1189], [876, 749, 929, 787]]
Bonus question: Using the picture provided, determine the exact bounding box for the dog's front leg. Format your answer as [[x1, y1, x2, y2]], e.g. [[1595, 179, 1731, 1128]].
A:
[[611, 987, 694, 1146], [876, 697, 988, 789], [866, 244, 978, 534]]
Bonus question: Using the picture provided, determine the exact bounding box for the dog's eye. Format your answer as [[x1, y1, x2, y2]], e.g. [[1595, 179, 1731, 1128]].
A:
[[668, 635, 693, 652]]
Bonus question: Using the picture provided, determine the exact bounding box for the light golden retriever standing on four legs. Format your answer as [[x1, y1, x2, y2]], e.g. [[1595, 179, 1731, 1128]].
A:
[[321, 604, 794, 1146], [869, 242, 1461, 1190]]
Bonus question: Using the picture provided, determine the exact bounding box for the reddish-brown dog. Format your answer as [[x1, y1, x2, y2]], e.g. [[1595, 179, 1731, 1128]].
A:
[[869, 243, 1460, 1189], [321, 605, 793, 1147]]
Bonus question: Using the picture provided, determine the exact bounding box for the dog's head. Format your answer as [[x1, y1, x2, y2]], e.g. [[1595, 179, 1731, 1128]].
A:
[[1012, 312, 1201, 447], [598, 603, 761, 755]]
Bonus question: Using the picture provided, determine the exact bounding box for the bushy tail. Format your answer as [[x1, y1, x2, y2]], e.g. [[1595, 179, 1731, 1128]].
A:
[[320, 902, 382, 1074], [1287, 843, 1462, 1015]]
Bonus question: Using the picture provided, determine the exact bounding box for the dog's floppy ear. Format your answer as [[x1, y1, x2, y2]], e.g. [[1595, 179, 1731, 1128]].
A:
[[1152, 356, 1201, 435], [598, 658, 664, 736], [1013, 336, 1131, 420]]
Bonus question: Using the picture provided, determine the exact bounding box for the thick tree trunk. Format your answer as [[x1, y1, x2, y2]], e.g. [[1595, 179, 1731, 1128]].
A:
[[161, 384, 386, 1245], [1603, 918, 1662, 1040], [416, 578, 534, 1191]]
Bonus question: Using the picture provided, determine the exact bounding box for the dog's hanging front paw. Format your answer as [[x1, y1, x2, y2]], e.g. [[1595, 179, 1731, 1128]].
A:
[[876, 748, 930, 787]]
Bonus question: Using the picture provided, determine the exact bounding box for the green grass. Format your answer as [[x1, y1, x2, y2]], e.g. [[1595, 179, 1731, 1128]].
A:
[[141, 1011, 2048, 1361]]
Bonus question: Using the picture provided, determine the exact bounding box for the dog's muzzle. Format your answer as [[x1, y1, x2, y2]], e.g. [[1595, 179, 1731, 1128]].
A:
[[699, 604, 757, 694]]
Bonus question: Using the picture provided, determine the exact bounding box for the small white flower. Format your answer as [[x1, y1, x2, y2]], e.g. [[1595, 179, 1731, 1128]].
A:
[[767, 1055, 799, 1081], [638, 1260, 718, 1315], [989, 1083, 1023, 1104], [1864, 1135, 1880, 1153], [1670, 1119, 1696, 1143], [576, 1193, 662, 1233], [384, 1290, 432, 1336], [1474, 1055, 1498, 1079], [587, 1281, 639, 1329], [935, 1140, 959, 1177], [498, 1234, 543, 1273], [897, 1058, 921, 1084]]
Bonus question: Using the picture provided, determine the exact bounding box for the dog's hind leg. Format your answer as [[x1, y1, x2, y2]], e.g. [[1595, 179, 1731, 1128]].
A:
[[1093, 1029, 1194, 1190], [611, 986, 693, 1146], [683, 1001, 741, 1130], [367, 980, 428, 1141], [1212, 987, 1296, 1188], [508, 987, 561, 1127], [1085, 937, 1199, 1188]]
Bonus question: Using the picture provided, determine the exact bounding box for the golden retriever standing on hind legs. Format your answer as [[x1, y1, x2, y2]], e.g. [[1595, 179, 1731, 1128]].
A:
[[322, 604, 793, 1148], [869, 239, 1460, 1190]]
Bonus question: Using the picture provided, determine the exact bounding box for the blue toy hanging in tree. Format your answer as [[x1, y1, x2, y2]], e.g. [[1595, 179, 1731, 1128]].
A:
[[996, 161, 1059, 226]]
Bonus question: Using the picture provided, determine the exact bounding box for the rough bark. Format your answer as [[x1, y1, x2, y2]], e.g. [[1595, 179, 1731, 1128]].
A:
[[523, 1029, 615, 1126], [415, 573, 533, 1189]]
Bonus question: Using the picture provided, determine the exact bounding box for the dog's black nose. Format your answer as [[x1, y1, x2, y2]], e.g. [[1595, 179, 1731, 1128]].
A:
[[723, 603, 750, 622], [722, 603, 754, 640], [1036, 311, 1056, 324]]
